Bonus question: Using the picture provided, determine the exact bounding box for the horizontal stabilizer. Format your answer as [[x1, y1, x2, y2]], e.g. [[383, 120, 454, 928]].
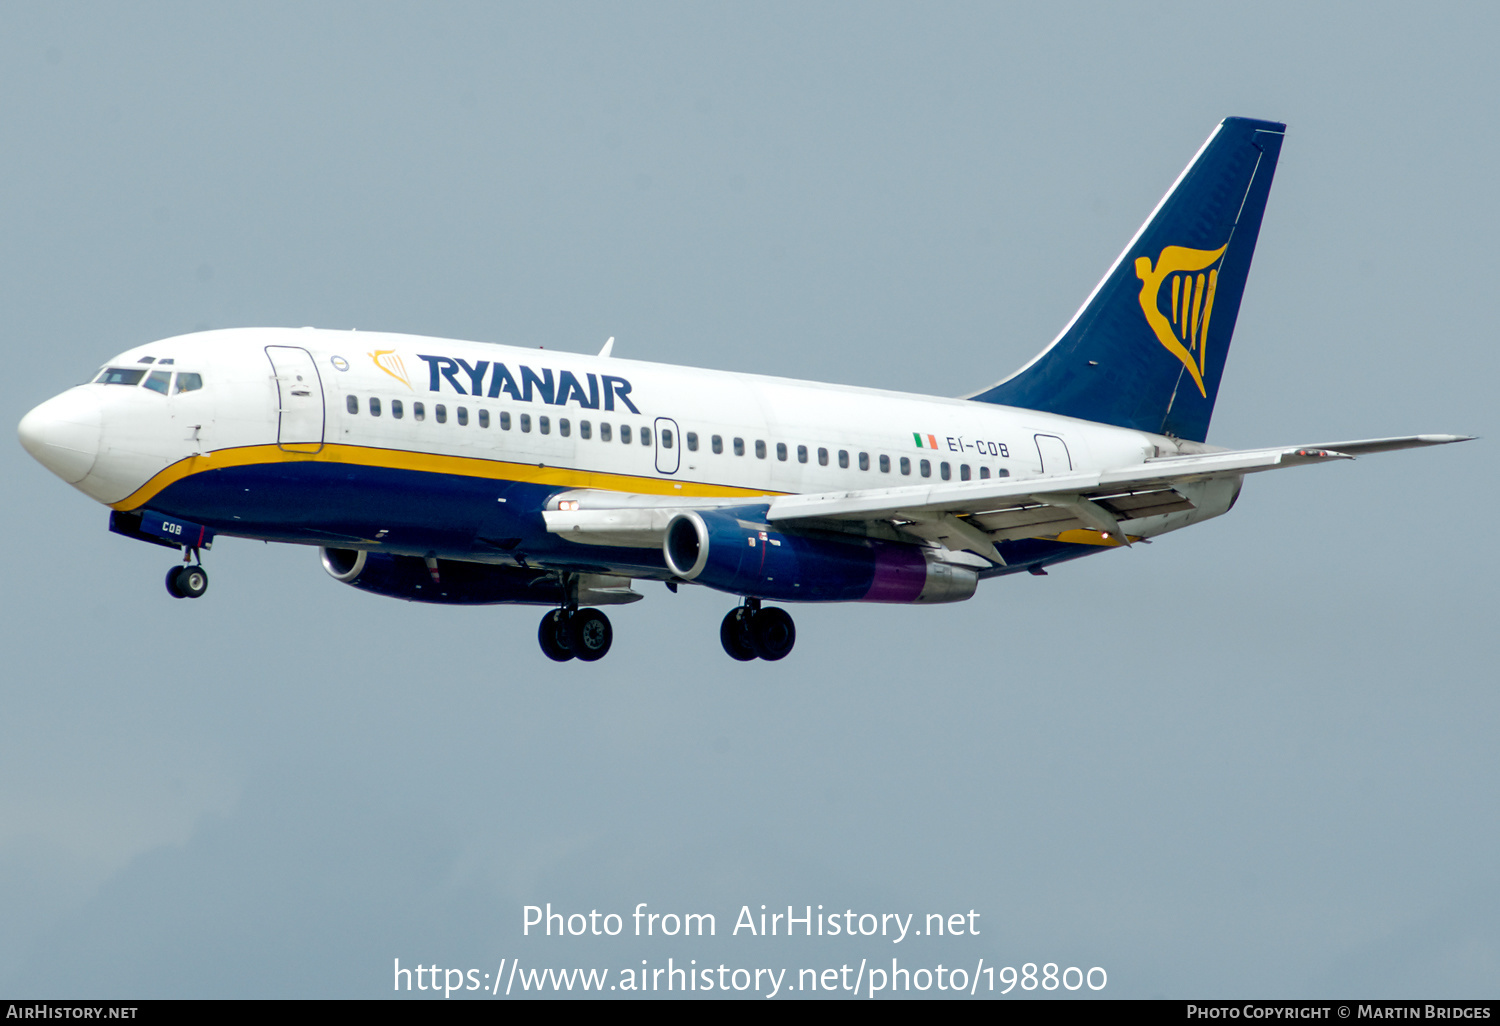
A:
[[1301, 434, 1474, 456]]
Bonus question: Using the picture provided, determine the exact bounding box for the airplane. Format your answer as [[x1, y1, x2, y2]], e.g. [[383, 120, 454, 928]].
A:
[[17, 117, 1470, 663]]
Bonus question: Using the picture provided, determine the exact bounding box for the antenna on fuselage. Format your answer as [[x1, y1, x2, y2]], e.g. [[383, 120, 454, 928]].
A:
[[598, 336, 615, 358]]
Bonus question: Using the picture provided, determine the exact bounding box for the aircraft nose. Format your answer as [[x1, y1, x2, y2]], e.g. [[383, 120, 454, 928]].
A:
[[18, 388, 103, 484]]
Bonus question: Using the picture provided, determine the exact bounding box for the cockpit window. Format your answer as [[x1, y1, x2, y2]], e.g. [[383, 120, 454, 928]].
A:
[[143, 370, 172, 394], [96, 367, 146, 386], [174, 372, 203, 393]]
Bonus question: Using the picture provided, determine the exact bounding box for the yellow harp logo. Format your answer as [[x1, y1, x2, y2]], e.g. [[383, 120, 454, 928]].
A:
[[1135, 244, 1228, 398], [368, 349, 412, 389]]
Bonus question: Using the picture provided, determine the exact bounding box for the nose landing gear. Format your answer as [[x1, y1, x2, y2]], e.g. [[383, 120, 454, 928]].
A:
[[720, 599, 796, 661], [165, 549, 209, 599]]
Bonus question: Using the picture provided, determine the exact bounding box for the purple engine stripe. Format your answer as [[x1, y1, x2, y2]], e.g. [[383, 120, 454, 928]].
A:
[[863, 542, 928, 603]]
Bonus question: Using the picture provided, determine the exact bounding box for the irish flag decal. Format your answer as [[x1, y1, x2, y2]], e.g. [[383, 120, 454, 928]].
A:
[[913, 432, 938, 449]]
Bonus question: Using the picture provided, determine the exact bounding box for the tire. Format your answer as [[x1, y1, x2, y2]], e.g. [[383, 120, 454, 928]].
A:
[[538, 610, 574, 662], [569, 608, 612, 662], [165, 565, 186, 598], [750, 606, 795, 661], [719, 607, 757, 661], [175, 565, 209, 599]]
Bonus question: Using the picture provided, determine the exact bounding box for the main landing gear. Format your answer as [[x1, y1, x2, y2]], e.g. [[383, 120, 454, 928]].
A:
[[538, 606, 614, 662], [720, 599, 796, 661], [165, 551, 209, 599]]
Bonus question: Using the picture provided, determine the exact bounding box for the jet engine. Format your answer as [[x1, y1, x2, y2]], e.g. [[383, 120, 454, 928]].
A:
[[662, 510, 976, 603]]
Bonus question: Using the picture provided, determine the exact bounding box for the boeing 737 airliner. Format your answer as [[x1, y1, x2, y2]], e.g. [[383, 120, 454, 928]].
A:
[[18, 118, 1469, 662]]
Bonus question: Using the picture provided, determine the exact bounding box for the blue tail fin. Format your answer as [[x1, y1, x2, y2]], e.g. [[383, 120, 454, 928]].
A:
[[968, 117, 1285, 442]]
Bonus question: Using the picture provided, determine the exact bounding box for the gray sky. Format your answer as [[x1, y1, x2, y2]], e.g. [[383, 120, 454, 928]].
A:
[[2, 1, 1495, 999]]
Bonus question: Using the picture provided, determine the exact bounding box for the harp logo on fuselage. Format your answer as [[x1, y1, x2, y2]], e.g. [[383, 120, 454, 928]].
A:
[[368, 349, 412, 389], [1134, 243, 1228, 398]]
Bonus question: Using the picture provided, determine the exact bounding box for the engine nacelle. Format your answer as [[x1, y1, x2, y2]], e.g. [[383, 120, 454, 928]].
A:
[[319, 549, 641, 606], [662, 510, 976, 604]]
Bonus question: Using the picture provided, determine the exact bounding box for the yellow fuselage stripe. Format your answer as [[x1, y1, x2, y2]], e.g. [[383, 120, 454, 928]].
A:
[[110, 443, 783, 512]]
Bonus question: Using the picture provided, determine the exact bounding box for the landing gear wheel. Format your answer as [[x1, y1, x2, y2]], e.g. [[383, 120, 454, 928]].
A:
[[569, 608, 613, 662], [167, 564, 208, 599], [538, 609, 574, 662], [750, 606, 795, 661], [720, 607, 757, 661]]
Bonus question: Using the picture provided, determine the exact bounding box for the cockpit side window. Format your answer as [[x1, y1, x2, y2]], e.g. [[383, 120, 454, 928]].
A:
[[96, 367, 146, 386], [174, 372, 203, 393], [143, 370, 172, 394]]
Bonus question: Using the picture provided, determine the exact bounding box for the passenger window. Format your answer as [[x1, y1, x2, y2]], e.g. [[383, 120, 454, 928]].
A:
[[478, 409, 489, 428], [960, 464, 971, 481], [369, 397, 381, 416], [640, 427, 651, 446], [580, 420, 591, 440], [435, 404, 447, 424], [143, 370, 172, 395], [838, 450, 849, 469], [540, 416, 550, 435], [662, 429, 673, 449], [940, 462, 951, 480], [686, 432, 698, 451], [817, 447, 829, 467], [776, 442, 788, 461], [920, 459, 932, 477], [392, 399, 404, 419], [346, 395, 358, 414], [711, 434, 723, 454], [174, 372, 203, 393], [733, 437, 745, 456], [600, 422, 611, 442], [797, 445, 808, 464], [979, 466, 990, 479], [96, 367, 146, 385], [457, 407, 468, 426], [520, 413, 531, 432], [414, 402, 426, 421], [879, 454, 890, 473], [500, 411, 511, 430], [858, 452, 869, 471], [559, 418, 570, 437], [754, 439, 766, 459], [900, 457, 911, 476], [620, 424, 631, 444], [996, 467, 1010, 478]]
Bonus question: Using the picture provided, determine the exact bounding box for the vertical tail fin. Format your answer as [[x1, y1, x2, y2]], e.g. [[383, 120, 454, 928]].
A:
[[968, 117, 1285, 442]]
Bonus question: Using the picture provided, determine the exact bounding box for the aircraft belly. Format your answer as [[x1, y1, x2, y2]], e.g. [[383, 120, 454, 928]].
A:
[[138, 458, 680, 574]]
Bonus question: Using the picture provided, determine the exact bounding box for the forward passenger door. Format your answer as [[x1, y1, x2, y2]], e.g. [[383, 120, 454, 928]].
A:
[[265, 346, 326, 453]]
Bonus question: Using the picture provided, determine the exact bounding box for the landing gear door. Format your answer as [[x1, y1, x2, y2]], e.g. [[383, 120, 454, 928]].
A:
[[265, 346, 325, 453], [654, 417, 680, 475]]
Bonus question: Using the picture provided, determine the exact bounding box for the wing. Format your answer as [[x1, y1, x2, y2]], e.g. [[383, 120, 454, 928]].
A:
[[542, 435, 1473, 563], [765, 434, 1473, 561]]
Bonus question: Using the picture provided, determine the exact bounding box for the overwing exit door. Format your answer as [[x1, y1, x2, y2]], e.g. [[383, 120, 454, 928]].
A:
[[654, 417, 680, 474], [265, 346, 325, 453]]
